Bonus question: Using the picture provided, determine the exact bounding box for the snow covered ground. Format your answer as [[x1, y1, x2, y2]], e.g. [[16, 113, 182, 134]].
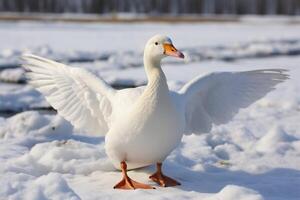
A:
[[0, 17, 300, 200]]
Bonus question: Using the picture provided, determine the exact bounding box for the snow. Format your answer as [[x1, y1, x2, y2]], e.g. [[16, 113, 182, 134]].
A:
[[2, 172, 80, 200], [0, 68, 25, 83], [1, 17, 300, 200], [0, 84, 49, 112]]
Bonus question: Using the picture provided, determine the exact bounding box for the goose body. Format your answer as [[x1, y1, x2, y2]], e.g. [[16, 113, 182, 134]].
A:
[[106, 67, 184, 169], [22, 34, 289, 189]]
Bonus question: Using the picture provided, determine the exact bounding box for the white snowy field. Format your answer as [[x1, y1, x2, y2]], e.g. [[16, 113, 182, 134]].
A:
[[1, 17, 300, 200]]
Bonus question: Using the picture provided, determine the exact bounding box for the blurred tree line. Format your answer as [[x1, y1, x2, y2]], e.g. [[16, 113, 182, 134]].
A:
[[0, 0, 299, 15]]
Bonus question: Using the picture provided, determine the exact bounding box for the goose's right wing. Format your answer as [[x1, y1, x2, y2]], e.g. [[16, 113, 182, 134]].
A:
[[179, 69, 289, 135], [22, 54, 115, 135]]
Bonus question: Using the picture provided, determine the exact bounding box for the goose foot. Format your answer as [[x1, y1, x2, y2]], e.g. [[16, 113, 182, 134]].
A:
[[114, 161, 155, 190], [149, 163, 181, 187]]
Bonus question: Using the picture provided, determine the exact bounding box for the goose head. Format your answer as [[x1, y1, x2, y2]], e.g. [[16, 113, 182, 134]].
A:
[[144, 35, 184, 64]]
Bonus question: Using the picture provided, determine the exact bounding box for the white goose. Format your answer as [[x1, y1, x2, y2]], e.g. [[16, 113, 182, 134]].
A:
[[22, 35, 288, 189]]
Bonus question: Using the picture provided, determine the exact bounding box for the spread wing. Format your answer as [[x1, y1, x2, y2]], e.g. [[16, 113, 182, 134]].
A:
[[22, 54, 116, 135], [179, 69, 289, 134]]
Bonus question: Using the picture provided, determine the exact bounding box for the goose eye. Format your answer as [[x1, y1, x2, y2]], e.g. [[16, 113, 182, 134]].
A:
[[155, 42, 158, 45]]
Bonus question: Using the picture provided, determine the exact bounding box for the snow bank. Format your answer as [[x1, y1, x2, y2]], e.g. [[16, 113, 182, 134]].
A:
[[0, 111, 109, 199], [0, 111, 72, 140], [0, 85, 49, 112], [24, 173, 80, 200], [256, 126, 298, 154], [1, 38, 299, 71], [1, 172, 80, 200], [185, 39, 300, 62], [0, 68, 25, 83], [6, 139, 109, 176], [1, 93, 300, 199], [206, 185, 263, 200]]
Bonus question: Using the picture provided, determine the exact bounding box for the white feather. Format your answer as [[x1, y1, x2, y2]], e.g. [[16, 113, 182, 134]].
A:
[[22, 54, 115, 135], [179, 69, 289, 134]]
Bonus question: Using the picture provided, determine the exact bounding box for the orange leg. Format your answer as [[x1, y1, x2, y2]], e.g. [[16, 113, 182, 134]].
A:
[[114, 161, 155, 190], [149, 163, 181, 187]]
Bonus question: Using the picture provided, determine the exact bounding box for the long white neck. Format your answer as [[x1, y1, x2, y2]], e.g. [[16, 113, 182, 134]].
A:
[[143, 54, 168, 92]]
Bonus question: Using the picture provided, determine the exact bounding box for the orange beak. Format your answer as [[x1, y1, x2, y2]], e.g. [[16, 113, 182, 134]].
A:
[[163, 43, 184, 59]]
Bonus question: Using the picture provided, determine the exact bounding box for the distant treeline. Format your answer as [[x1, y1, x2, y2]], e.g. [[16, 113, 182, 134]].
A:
[[0, 0, 299, 15]]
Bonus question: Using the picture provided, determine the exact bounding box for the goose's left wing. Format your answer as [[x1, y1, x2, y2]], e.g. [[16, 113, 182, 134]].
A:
[[22, 54, 116, 135], [178, 69, 289, 135]]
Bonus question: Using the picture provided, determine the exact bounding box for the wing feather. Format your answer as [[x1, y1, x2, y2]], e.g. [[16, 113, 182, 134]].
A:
[[22, 54, 115, 135], [179, 69, 289, 134]]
